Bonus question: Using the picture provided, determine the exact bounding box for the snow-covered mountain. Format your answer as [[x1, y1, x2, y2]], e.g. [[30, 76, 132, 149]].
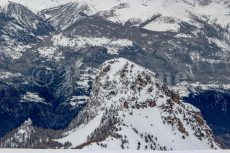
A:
[[2, 0, 230, 31], [54, 58, 221, 150], [3, 2, 54, 36], [0, 2, 54, 59], [0, 58, 222, 150], [19, 0, 228, 33], [0, 118, 68, 148], [39, 2, 96, 30], [0, 0, 229, 149], [0, 119, 35, 148], [0, 0, 74, 13]]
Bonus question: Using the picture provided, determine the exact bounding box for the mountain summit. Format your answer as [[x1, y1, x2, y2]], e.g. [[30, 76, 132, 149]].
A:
[[56, 58, 221, 150]]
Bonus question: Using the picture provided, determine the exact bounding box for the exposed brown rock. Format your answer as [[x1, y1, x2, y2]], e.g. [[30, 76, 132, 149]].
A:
[[194, 115, 205, 125], [172, 93, 180, 104], [148, 100, 156, 107], [123, 102, 129, 109]]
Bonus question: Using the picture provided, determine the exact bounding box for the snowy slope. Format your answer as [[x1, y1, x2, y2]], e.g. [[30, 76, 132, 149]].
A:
[[2, 2, 54, 35], [0, 0, 75, 13], [0, 119, 35, 148], [39, 2, 96, 30], [95, 0, 230, 31], [56, 58, 221, 150], [37, 33, 133, 60]]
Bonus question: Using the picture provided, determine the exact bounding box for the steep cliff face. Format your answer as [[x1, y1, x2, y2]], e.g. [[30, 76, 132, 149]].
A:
[[56, 58, 221, 150], [3, 2, 54, 36]]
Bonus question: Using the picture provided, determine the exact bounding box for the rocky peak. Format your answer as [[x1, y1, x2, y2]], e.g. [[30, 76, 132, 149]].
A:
[[39, 2, 95, 30], [86, 58, 182, 117], [3, 2, 54, 35], [87, 58, 168, 116], [0, 118, 35, 148], [57, 58, 221, 150]]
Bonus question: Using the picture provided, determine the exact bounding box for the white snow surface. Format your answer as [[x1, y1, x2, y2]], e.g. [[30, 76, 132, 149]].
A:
[[144, 20, 180, 32], [52, 34, 133, 55], [37, 34, 133, 60], [69, 96, 89, 107], [0, 149, 228, 153], [171, 81, 230, 98], [0, 71, 21, 79], [20, 92, 48, 105]]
